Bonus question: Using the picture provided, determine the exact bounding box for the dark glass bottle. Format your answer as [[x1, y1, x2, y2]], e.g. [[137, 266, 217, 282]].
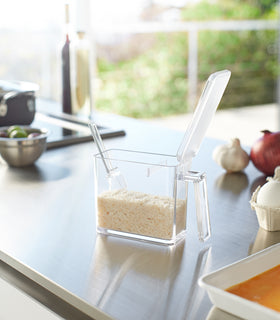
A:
[[62, 4, 72, 114]]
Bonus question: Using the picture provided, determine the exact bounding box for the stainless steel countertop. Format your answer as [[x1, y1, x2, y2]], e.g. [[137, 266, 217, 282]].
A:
[[1, 104, 278, 320]]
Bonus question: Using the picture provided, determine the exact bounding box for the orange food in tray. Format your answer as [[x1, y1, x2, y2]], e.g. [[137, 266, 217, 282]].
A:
[[226, 264, 280, 312]]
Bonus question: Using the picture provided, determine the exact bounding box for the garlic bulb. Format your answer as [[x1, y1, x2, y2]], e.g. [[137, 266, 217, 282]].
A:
[[257, 166, 280, 208], [212, 138, 249, 173]]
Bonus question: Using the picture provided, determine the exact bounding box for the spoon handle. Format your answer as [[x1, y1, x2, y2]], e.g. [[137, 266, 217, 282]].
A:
[[88, 123, 113, 174], [176, 70, 231, 165]]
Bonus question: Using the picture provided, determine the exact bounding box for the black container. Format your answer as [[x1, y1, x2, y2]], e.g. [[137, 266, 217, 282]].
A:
[[0, 80, 39, 126]]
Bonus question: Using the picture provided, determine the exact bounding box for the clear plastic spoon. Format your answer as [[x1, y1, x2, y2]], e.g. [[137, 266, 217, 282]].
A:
[[88, 123, 127, 189], [176, 70, 231, 241]]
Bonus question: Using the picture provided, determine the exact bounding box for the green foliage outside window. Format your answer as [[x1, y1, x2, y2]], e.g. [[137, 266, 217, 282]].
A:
[[95, 0, 279, 118]]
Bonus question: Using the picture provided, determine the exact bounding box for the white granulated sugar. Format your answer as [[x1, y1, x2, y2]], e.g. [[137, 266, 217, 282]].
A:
[[97, 189, 186, 240]]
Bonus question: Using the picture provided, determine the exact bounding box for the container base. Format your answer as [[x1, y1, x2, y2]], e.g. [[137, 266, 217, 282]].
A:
[[97, 227, 186, 246]]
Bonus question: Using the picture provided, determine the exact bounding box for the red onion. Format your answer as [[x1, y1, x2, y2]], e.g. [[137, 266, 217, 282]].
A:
[[250, 130, 280, 176]]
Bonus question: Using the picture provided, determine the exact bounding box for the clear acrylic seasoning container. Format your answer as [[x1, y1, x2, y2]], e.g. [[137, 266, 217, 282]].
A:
[[94, 149, 211, 245]]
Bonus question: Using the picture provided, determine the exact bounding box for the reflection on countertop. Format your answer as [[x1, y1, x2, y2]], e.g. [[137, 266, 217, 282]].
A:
[[0, 160, 71, 183], [249, 227, 280, 255], [85, 235, 212, 320], [215, 172, 249, 196], [207, 306, 242, 320], [250, 175, 267, 195]]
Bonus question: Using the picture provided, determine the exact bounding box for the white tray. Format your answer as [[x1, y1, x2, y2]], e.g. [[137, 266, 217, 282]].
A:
[[199, 243, 280, 320]]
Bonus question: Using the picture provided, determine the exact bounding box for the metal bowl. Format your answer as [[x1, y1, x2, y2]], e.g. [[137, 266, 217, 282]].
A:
[[0, 126, 48, 167]]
